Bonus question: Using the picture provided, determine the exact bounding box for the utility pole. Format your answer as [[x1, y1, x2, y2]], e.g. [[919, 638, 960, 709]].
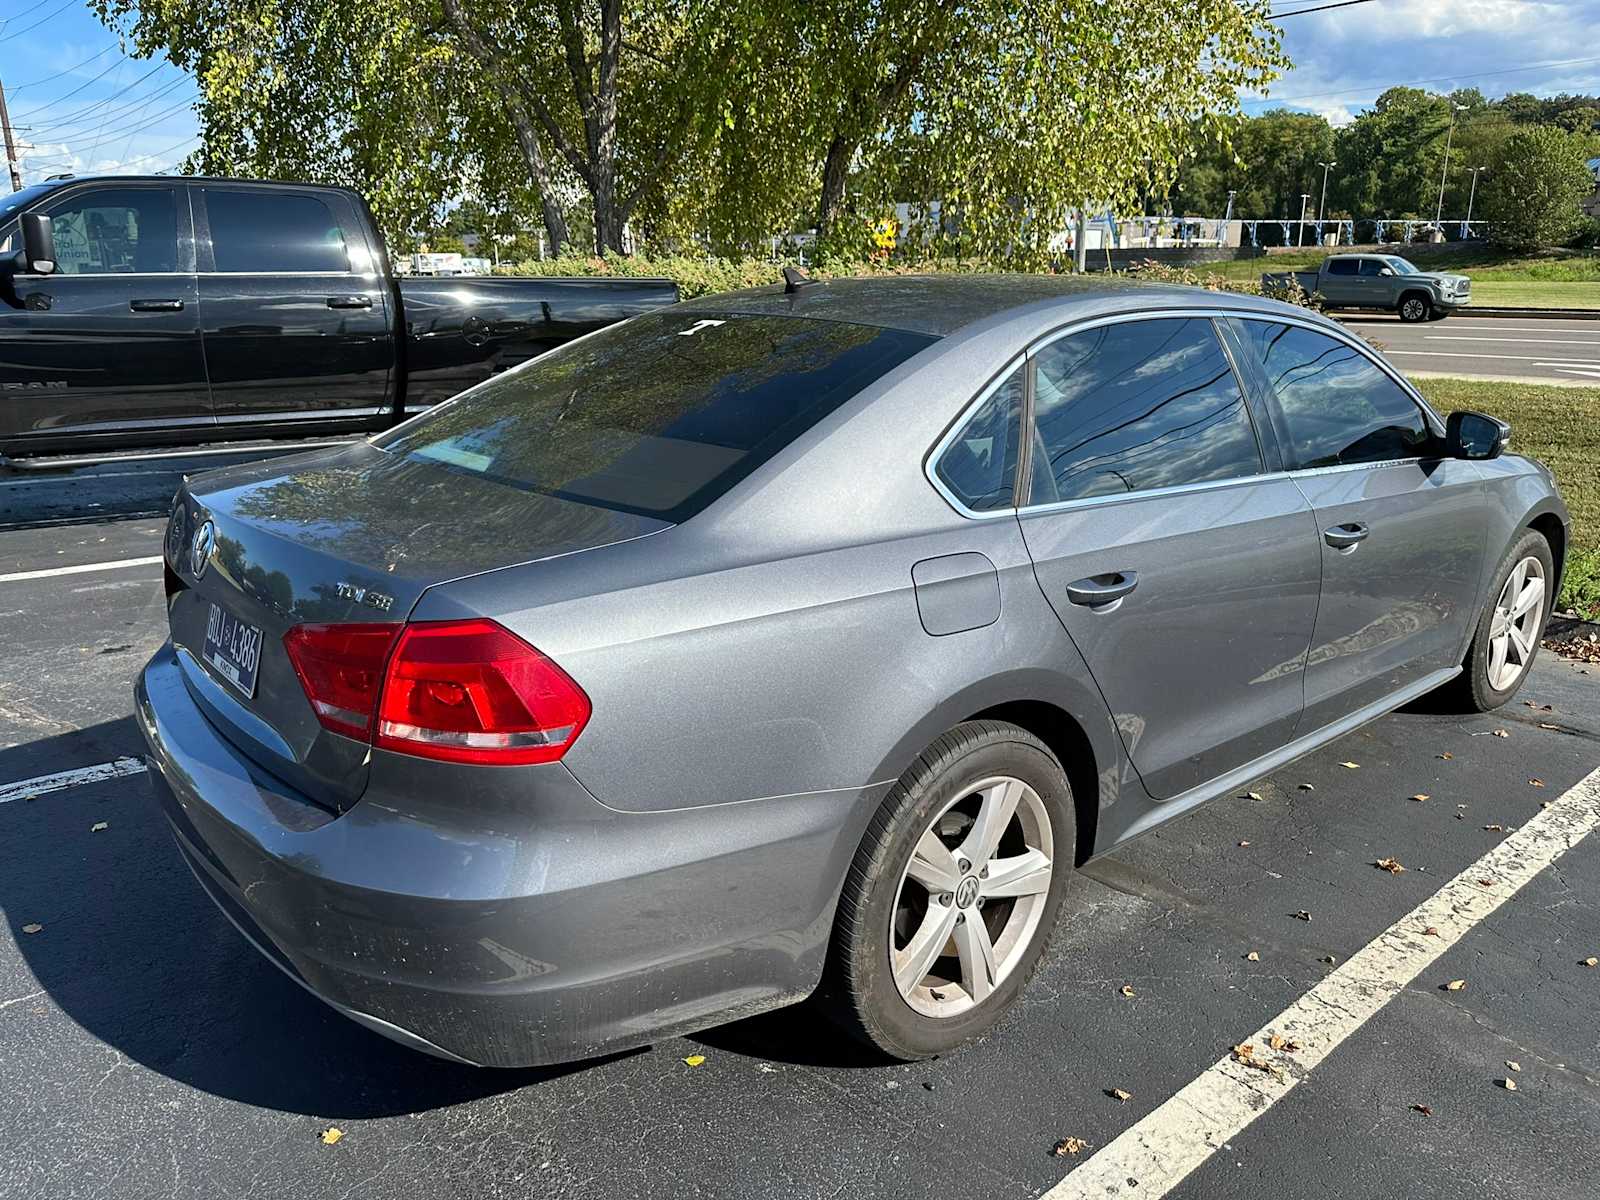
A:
[[0, 73, 23, 192], [1296, 193, 1310, 247], [1465, 166, 1487, 230], [1316, 160, 1337, 224], [1433, 102, 1466, 229]]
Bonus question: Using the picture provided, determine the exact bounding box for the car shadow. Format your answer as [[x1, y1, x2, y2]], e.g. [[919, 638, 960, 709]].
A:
[[0, 720, 628, 1118]]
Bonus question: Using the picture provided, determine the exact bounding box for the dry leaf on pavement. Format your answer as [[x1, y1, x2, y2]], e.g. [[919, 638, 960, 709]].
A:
[[1375, 857, 1406, 874], [1411, 1104, 1433, 1116], [90, 821, 108, 832], [1293, 910, 1312, 921], [319, 1128, 344, 1145], [1423, 926, 1441, 937], [1109, 1088, 1132, 1102], [1410, 793, 1430, 802], [21, 924, 43, 935], [1246, 950, 1261, 961], [683, 1054, 707, 1068], [1053, 1136, 1089, 1157], [1444, 979, 1467, 992], [1119, 984, 1136, 998], [1244, 791, 1264, 801], [1340, 761, 1360, 769], [1238, 840, 1251, 847], [1298, 782, 1316, 791], [1484, 824, 1505, 832], [1492, 729, 1509, 738], [1529, 778, 1545, 788], [1582, 956, 1599, 968], [1437, 752, 1453, 760], [1500, 1077, 1518, 1091], [1505, 1060, 1522, 1072]]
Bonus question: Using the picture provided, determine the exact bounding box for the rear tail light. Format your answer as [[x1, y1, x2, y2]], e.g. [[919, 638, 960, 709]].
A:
[[283, 618, 590, 765]]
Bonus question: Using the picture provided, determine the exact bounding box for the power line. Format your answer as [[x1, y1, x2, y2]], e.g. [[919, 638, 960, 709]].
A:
[[0, 0, 81, 44], [9, 44, 118, 93], [24, 73, 187, 137], [10, 54, 142, 120], [1269, 0, 1383, 16], [1248, 53, 1600, 106], [24, 95, 196, 162]]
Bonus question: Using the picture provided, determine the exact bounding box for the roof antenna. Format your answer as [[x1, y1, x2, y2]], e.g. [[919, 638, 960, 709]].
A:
[[782, 266, 817, 294]]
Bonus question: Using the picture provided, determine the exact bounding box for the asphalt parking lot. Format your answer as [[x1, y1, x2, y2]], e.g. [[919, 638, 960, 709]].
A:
[[3, 452, 1600, 1200], [1338, 314, 1600, 384]]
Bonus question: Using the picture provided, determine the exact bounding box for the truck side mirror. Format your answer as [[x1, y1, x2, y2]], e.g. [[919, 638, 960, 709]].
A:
[[1446, 410, 1508, 460], [14, 213, 57, 276], [1378, 266, 1394, 276]]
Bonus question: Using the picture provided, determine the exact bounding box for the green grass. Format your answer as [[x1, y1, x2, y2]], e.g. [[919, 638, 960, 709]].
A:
[[1467, 281, 1600, 309], [1412, 377, 1600, 617]]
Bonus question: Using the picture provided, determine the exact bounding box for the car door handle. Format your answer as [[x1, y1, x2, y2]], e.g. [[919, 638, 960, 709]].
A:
[[327, 294, 372, 309], [1065, 571, 1139, 608], [130, 298, 184, 312], [1324, 522, 1370, 550]]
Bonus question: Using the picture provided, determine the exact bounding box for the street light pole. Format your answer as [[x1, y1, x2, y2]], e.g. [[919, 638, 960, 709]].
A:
[[1316, 160, 1336, 223], [1465, 166, 1487, 231], [1434, 103, 1466, 229], [1297, 193, 1310, 247]]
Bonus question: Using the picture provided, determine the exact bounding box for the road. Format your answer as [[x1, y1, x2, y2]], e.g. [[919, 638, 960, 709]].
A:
[[1338, 314, 1600, 384], [3, 453, 1600, 1200]]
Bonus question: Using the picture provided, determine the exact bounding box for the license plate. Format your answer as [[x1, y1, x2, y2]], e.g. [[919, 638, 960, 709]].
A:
[[203, 602, 264, 698]]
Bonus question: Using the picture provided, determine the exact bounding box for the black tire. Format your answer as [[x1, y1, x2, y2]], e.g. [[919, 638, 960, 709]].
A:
[[1398, 292, 1433, 322], [1442, 529, 1555, 712], [825, 720, 1075, 1059]]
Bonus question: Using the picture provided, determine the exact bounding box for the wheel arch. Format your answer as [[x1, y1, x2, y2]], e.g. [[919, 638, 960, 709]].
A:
[[963, 699, 1102, 866], [1398, 288, 1433, 317], [1527, 509, 1567, 594]]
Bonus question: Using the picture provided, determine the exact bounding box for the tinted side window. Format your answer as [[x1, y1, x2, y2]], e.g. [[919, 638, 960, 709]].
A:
[[1235, 321, 1430, 468], [205, 189, 349, 273], [934, 366, 1023, 511], [44, 187, 177, 274], [1325, 258, 1357, 276], [1357, 258, 1386, 277], [1027, 318, 1262, 504]]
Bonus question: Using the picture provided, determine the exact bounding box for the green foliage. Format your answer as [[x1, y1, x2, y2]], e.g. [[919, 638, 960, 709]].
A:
[[1177, 109, 1334, 221], [1480, 127, 1597, 249], [1562, 549, 1600, 620]]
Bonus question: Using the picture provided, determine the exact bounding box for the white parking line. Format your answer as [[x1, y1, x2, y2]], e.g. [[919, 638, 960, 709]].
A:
[[0, 757, 148, 805], [0, 556, 162, 585], [1046, 764, 1600, 1199]]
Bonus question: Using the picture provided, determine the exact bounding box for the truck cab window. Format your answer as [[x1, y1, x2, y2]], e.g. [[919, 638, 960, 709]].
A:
[[42, 188, 178, 275], [205, 189, 350, 273]]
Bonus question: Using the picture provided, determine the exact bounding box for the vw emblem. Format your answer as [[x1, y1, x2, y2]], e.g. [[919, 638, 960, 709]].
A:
[[189, 519, 217, 579], [955, 875, 981, 909]]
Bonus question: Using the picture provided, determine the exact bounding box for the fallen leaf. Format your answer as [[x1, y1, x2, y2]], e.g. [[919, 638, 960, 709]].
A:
[[1319, 955, 1337, 965], [1492, 729, 1509, 738], [1505, 1060, 1522, 1072], [1293, 910, 1311, 921], [1500, 1077, 1518, 1092], [1231, 1042, 1286, 1081], [1340, 761, 1360, 769], [1374, 856, 1406, 874], [1244, 791, 1264, 801], [319, 1128, 343, 1145], [1238, 840, 1251, 847], [683, 1054, 707, 1068], [1266, 1033, 1302, 1052], [1581, 956, 1598, 968], [1119, 984, 1136, 998], [1529, 778, 1545, 788], [1423, 926, 1441, 937], [90, 821, 109, 832], [1484, 824, 1505, 832], [1437, 752, 1453, 760], [1109, 1088, 1132, 1102], [1478, 878, 1495, 888], [1246, 950, 1261, 962], [1539, 722, 1561, 731], [1411, 1103, 1434, 1117], [1053, 1136, 1089, 1157], [1444, 979, 1467, 992], [1232, 1042, 1255, 1060], [1298, 782, 1316, 791], [21, 923, 42, 935], [1410, 793, 1431, 802]]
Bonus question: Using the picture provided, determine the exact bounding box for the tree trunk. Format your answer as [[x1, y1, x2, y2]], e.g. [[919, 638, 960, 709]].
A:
[[506, 106, 570, 256], [817, 135, 853, 243]]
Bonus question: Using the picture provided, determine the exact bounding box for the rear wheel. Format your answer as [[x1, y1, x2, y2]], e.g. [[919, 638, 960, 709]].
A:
[[1445, 530, 1553, 711], [826, 721, 1074, 1059], [1398, 293, 1433, 322]]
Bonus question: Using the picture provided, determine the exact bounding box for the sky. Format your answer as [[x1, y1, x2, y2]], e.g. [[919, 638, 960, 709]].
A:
[[2, 0, 1599, 190], [1248, 0, 1600, 125]]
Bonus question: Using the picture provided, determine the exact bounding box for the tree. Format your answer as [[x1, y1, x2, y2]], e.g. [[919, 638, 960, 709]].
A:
[[1480, 126, 1595, 248], [1174, 109, 1335, 222], [1330, 87, 1458, 218]]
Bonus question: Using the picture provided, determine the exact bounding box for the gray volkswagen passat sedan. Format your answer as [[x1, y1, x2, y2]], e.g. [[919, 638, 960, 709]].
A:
[[138, 275, 1568, 1066]]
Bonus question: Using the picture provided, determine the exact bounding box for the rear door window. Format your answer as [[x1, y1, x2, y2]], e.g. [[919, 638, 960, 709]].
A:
[[204, 189, 350, 273], [1325, 258, 1358, 276], [1233, 321, 1431, 468], [377, 312, 936, 521], [1026, 317, 1263, 504]]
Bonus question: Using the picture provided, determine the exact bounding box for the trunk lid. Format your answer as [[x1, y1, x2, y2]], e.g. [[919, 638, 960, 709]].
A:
[[165, 441, 668, 808]]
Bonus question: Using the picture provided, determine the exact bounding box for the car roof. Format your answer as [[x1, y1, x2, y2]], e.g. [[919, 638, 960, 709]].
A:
[[677, 272, 1303, 337]]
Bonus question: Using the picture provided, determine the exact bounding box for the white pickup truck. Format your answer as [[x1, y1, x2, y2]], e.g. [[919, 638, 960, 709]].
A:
[[1262, 253, 1472, 322]]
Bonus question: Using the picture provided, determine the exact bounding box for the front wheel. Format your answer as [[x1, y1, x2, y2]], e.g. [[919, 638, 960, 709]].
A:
[[1446, 530, 1554, 711], [1398, 294, 1433, 322], [826, 721, 1074, 1059]]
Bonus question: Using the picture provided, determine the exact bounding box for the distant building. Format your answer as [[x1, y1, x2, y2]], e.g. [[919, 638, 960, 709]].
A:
[[1586, 157, 1600, 219]]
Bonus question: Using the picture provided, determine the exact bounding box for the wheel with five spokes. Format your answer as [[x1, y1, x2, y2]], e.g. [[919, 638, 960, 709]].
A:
[[826, 721, 1074, 1059], [1449, 529, 1554, 711]]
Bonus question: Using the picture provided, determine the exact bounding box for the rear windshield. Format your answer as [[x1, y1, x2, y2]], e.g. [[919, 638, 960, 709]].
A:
[[375, 311, 936, 521]]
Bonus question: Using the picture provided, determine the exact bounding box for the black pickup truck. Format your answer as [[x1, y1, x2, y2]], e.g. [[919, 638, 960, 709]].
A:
[[0, 176, 678, 461]]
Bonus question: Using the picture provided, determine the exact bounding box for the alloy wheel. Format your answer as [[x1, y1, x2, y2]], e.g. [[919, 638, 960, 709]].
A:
[[1487, 555, 1545, 691], [889, 775, 1054, 1018], [1401, 297, 1427, 321]]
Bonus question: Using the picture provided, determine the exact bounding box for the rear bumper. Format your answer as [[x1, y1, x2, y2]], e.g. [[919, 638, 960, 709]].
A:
[[136, 642, 877, 1067]]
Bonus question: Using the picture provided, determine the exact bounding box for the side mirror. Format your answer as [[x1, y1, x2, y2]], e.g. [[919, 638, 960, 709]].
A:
[[1378, 266, 1394, 276], [1446, 410, 1508, 460], [14, 213, 56, 276]]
